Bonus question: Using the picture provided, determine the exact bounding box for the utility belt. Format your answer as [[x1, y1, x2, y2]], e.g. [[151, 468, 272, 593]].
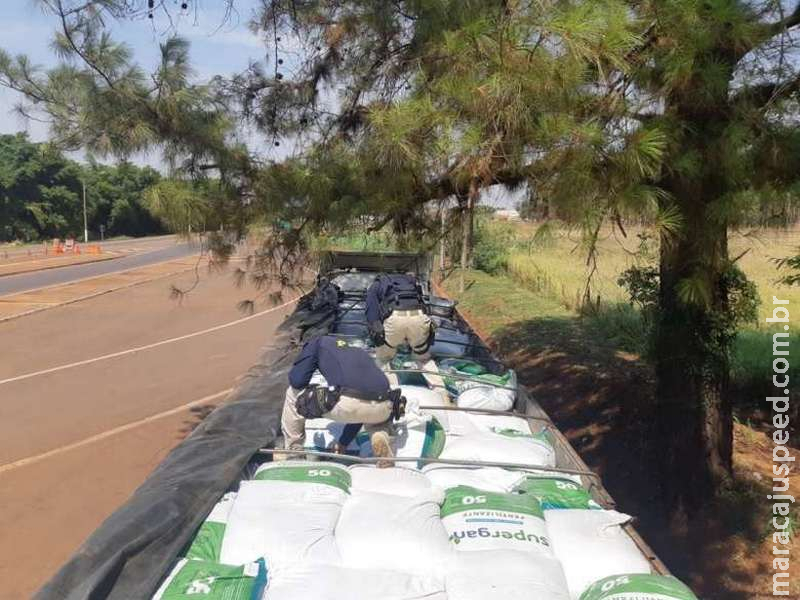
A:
[[296, 385, 405, 420], [390, 308, 425, 316], [381, 291, 426, 319]]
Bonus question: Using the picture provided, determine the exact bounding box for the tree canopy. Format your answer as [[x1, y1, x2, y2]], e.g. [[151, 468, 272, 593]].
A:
[[0, 132, 164, 241]]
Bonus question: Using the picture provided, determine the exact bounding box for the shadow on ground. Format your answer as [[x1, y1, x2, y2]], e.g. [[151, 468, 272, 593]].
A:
[[489, 314, 770, 600]]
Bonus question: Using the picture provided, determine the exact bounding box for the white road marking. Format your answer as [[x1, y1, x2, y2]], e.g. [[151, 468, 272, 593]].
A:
[[0, 388, 233, 475], [0, 296, 299, 386]]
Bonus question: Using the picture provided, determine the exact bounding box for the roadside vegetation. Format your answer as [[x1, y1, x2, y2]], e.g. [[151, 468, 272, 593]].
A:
[[0, 132, 238, 244], [0, 133, 163, 242]]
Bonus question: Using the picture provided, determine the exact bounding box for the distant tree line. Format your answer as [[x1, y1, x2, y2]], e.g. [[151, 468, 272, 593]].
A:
[[0, 132, 163, 242]]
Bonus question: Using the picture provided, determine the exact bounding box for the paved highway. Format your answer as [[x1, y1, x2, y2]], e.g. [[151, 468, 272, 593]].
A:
[[0, 234, 178, 259], [0, 240, 198, 296], [0, 264, 296, 598]]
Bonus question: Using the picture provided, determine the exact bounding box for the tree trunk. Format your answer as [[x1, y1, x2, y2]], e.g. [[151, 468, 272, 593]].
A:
[[460, 178, 479, 269], [655, 168, 733, 513]]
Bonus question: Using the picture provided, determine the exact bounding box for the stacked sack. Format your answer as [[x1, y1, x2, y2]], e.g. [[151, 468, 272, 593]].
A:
[[154, 370, 699, 600], [338, 466, 452, 574], [153, 558, 268, 600], [182, 491, 237, 563], [440, 414, 556, 469], [513, 474, 652, 600], [421, 414, 548, 492], [153, 461, 449, 600], [440, 485, 570, 600], [438, 358, 517, 407], [219, 462, 348, 568]]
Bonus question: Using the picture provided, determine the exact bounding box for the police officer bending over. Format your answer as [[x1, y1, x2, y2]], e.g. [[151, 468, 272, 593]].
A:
[[281, 335, 403, 465], [366, 273, 435, 363], [365, 273, 449, 402]]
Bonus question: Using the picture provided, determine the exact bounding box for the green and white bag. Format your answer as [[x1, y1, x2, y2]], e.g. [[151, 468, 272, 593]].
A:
[[183, 492, 236, 562], [252, 461, 351, 493], [152, 558, 267, 600], [441, 486, 552, 556], [514, 477, 601, 511], [579, 574, 698, 600], [438, 359, 517, 396], [219, 463, 349, 568]]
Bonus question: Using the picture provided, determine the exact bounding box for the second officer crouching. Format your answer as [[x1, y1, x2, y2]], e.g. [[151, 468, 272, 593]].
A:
[[366, 273, 434, 364]]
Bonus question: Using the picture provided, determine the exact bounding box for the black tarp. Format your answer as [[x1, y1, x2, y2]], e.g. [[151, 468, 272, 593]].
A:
[[35, 333, 297, 600]]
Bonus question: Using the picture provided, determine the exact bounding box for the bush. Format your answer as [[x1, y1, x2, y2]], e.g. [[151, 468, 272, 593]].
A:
[[731, 329, 800, 410], [584, 302, 652, 356], [472, 219, 516, 274]]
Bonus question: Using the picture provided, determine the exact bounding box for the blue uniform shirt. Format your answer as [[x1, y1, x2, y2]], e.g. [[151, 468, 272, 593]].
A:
[[288, 335, 389, 395], [365, 274, 421, 323]]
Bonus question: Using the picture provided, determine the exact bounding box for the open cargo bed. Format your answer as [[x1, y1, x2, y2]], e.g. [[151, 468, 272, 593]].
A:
[[37, 251, 685, 600]]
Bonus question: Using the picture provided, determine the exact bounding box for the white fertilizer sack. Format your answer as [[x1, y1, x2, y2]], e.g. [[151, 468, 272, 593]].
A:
[[183, 492, 237, 562], [219, 463, 349, 568], [441, 486, 552, 556], [544, 509, 652, 599], [456, 386, 514, 412], [425, 407, 480, 437], [440, 430, 556, 468], [423, 464, 527, 493], [578, 574, 698, 600], [445, 550, 570, 600], [265, 563, 447, 600], [349, 465, 435, 498], [251, 461, 351, 494], [400, 384, 448, 412], [335, 488, 452, 575], [462, 413, 532, 435], [152, 558, 267, 600]]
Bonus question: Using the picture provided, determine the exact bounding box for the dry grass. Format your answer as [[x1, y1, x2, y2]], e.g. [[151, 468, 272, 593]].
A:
[[502, 222, 800, 330]]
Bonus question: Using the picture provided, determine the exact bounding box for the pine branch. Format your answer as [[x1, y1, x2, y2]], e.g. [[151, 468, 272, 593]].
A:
[[733, 1, 800, 63], [773, 2, 800, 33], [733, 72, 800, 109]]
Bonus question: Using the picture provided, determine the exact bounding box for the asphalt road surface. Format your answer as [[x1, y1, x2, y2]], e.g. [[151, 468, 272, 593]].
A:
[[0, 240, 197, 296], [0, 265, 297, 598], [0, 234, 178, 260]]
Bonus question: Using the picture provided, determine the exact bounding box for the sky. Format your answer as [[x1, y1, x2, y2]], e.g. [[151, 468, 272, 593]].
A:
[[0, 1, 530, 209], [0, 0, 281, 167]]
